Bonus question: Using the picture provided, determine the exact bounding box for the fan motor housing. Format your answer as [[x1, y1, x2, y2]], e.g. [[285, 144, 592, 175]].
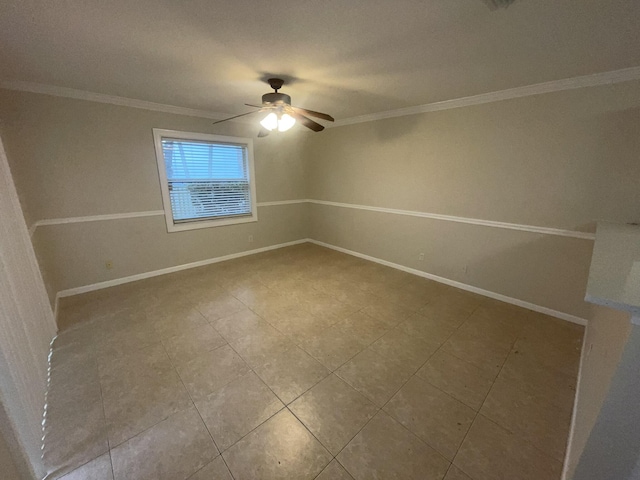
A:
[[262, 92, 291, 106]]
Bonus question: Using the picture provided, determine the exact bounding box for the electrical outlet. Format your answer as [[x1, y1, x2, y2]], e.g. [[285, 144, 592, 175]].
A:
[[248, 235, 254, 243], [463, 264, 468, 274], [418, 253, 425, 261], [105, 260, 113, 270]]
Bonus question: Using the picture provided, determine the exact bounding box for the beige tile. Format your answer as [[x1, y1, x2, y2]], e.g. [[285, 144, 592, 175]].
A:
[[222, 409, 331, 480], [196, 372, 284, 451], [299, 291, 361, 323], [454, 415, 563, 480], [417, 350, 496, 410], [253, 346, 330, 404], [315, 460, 354, 480], [513, 330, 582, 377], [56, 453, 113, 480], [266, 307, 336, 345], [187, 457, 233, 480], [147, 304, 209, 339], [398, 312, 459, 345], [225, 278, 272, 307], [480, 377, 572, 462], [458, 307, 524, 347], [499, 350, 577, 411], [332, 311, 389, 346], [333, 285, 381, 308], [45, 247, 583, 480], [250, 291, 304, 321], [444, 465, 472, 480], [420, 302, 474, 329], [524, 311, 584, 349], [176, 345, 250, 401], [289, 374, 378, 455], [299, 322, 368, 371], [335, 348, 415, 407], [429, 288, 483, 316], [360, 300, 414, 328], [338, 411, 449, 480], [401, 276, 447, 299], [212, 309, 271, 343], [111, 407, 217, 480], [441, 328, 512, 375], [43, 356, 109, 477], [162, 324, 227, 366], [370, 328, 440, 372], [99, 344, 192, 446], [380, 283, 433, 311], [385, 376, 476, 460], [229, 325, 296, 368], [93, 310, 161, 360], [195, 292, 247, 321]]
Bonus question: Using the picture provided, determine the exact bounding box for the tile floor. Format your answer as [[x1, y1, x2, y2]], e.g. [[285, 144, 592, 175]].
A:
[[44, 243, 584, 480]]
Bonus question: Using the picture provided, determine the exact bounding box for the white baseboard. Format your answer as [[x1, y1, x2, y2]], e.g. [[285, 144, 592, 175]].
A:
[[308, 239, 588, 326], [55, 236, 588, 326], [55, 239, 308, 299]]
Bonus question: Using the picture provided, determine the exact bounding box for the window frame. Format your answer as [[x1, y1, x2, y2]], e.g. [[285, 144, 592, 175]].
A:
[[152, 129, 258, 233]]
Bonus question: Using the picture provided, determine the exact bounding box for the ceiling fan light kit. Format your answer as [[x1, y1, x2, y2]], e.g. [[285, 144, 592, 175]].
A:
[[259, 111, 296, 132], [212, 77, 335, 137]]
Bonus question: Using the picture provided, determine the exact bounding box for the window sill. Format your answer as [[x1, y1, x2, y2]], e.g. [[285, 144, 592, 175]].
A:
[[165, 213, 258, 232]]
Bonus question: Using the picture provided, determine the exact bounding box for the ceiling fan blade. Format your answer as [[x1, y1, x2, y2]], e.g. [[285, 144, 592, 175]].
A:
[[257, 127, 270, 138], [290, 111, 324, 132], [292, 106, 334, 122], [211, 110, 259, 125], [245, 103, 265, 109]]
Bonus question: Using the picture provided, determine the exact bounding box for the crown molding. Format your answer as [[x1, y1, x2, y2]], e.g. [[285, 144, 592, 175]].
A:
[[0, 80, 232, 120], [3, 66, 640, 128], [332, 66, 640, 127]]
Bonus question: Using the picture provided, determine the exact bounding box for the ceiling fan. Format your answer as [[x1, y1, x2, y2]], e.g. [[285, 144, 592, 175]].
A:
[[212, 78, 334, 137]]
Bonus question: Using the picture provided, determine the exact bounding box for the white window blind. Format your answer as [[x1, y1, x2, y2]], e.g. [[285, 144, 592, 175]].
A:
[[161, 137, 252, 223]]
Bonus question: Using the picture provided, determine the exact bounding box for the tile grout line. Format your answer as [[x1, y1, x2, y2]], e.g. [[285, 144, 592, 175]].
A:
[[48, 352, 113, 480], [95, 355, 117, 480], [158, 337, 238, 480], [220, 276, 348, 474], [54, 244, 579, 480], [213, 262, 413, 477], [326, 293, 476, 477], [375, 299, 480, 474], [448, 318, 525, 480], [457, 320, 578, 471]]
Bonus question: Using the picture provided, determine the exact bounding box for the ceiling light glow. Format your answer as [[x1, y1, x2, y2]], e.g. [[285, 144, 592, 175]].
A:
[[278, 113, 296, 132], [260, 112, 278, 131]]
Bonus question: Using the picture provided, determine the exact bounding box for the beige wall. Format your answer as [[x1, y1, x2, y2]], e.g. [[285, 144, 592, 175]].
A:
[[564, 306, 632, 478], [309, 203, 595, 318], [0, 425, 23, 480], [305, 80, 640, 319], [0, 136, 57, 479], [32, 205, 307, 296], [0, 90, 310, 303], [571, 322, 640, 479]]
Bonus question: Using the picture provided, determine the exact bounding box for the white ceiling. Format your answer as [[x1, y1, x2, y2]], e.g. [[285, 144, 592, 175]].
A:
[[1, 0, 639, 120]]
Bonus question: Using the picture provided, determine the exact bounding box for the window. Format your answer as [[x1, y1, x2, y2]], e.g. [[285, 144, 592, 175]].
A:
[[153, 129, 257, 232]]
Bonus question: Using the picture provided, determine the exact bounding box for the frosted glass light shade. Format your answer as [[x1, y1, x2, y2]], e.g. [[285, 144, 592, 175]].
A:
[[278, 114, 296, 132], [260, 112, 278, 131]]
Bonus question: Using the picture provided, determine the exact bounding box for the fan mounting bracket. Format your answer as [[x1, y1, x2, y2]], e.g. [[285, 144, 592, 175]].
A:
[[267, 78, 285, 92]]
